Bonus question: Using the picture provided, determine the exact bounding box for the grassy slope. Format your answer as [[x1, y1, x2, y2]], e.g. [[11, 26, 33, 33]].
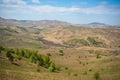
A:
[[39, 26, 120, 48], [0, 26, 45, 49], [0, 26, 120, 80], [0, 48, 120, 80]]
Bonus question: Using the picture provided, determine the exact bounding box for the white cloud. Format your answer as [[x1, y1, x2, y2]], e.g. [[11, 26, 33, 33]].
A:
[[0, 1, 120, 15], [31, 0, 40, 3], [0, 0, 26, 5], [26, 5, 120, 15]]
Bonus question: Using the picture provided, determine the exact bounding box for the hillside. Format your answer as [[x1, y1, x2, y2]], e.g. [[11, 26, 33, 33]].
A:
[[0, 17, 120, 80]]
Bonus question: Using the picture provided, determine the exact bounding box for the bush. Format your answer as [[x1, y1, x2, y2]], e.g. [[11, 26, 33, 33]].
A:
[[83, 71, 87, 75], [47, 53, 51, 56], [16, 55, 22, 60], [0, 46, 5, 51], [87, 37, 103, 46], [9, 55, 14, 63], [42, 55, 50, 68], [65, 67, 68, 70], [73, 73, 78, 76], [6, 51, 11, 58], [96, 53, 101, 59], [94, 72, 100, 80], [48, 62, 56, 72], [58, 49, 64, 56], [6, 51, 14, 63], [89, 68, 92, 72], [64, 38, 89, 47], [36, 68, 41, 72]]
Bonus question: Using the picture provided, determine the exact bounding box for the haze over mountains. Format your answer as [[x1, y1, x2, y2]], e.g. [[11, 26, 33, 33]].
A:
[[0, 17, 118, 28]]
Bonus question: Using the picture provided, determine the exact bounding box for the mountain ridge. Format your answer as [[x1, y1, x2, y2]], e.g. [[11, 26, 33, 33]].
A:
[[1, 17, 119, 28]]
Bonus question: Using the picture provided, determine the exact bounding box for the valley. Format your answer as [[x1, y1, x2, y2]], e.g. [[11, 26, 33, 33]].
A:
[[0, 17, 120, 80]]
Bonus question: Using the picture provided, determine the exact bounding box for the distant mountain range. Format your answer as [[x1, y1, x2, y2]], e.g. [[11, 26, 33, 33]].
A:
[[0, 17, 119, 28], [88, 22, 106, 26], [0, 17, 71, 28]]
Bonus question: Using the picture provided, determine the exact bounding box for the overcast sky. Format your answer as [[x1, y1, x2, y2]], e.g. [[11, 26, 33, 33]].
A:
[[0, 0, 120, 25]]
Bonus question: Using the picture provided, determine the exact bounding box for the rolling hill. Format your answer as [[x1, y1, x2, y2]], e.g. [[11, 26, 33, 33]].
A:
[[0, 17, 120, 80]]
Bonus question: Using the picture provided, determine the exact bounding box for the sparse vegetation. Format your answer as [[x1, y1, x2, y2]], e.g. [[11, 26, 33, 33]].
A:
[[48, 62, 56, 72], [36, 68, 41, 72], [94, 72, 100, 80], [64, 38, 89, 47], [0, 20, 120, 80], [95, 51, 101, 59], [73, 73, 78, 76], [83, 71, 87, 75], [88, 68, 92, 72], [87, 37, 103, 46], [58, 49, 64, 56]]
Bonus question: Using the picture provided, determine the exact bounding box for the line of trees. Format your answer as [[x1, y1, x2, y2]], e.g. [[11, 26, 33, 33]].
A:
[[0, 46, 56, 72]]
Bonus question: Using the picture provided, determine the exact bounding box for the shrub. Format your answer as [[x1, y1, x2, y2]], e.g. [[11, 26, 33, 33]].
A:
[[94, 72, 100, 80], [64, 38, 89, 47], [83, 71, 87, 75], [47, 53, 51, 56], [36, 68, 41, 72], [59, 49, 64, 56], [83, 63, 85, 66], [79, 61, 82, 64], [6, 51, 11, 58], [87, 37, 103, 46], [29, 55, 35, 63], [96, 53, 101, 59], [73, 73, 78, 76], [6, 51, 14, 63], [9, 55, 14, 63], [0, 46, 5, 51], [37, 55, 44, 66], [48, 62, 56, 72], [16, 55, 22, 60], [42, 55, 50, 68], [65, 67, 68, 70], [89, 68, 92, 72]]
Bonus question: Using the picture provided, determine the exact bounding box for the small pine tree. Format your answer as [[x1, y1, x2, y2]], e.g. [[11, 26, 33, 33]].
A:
[[6, 51, 11, 58], [48, 62, 56, 72], [42, 55, 50, 68], [6, 51, 14, 63], [29, 55, 34, 63], [9, 55, 14, 63]]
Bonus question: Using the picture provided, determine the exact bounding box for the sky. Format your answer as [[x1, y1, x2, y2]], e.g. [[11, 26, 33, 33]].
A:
[[0, 0, 120, 25]]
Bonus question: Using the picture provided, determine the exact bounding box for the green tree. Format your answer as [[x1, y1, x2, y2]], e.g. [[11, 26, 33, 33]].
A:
[[0, 46, 5, 51], [9, 55, 14, 63], [42, 55, 50, 68], [37, 55, 44, 66], [48, 62, 56, 72], [29, 55, 34, 63], [6, 50, 11, 57], [6, 51, 14, 63]]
